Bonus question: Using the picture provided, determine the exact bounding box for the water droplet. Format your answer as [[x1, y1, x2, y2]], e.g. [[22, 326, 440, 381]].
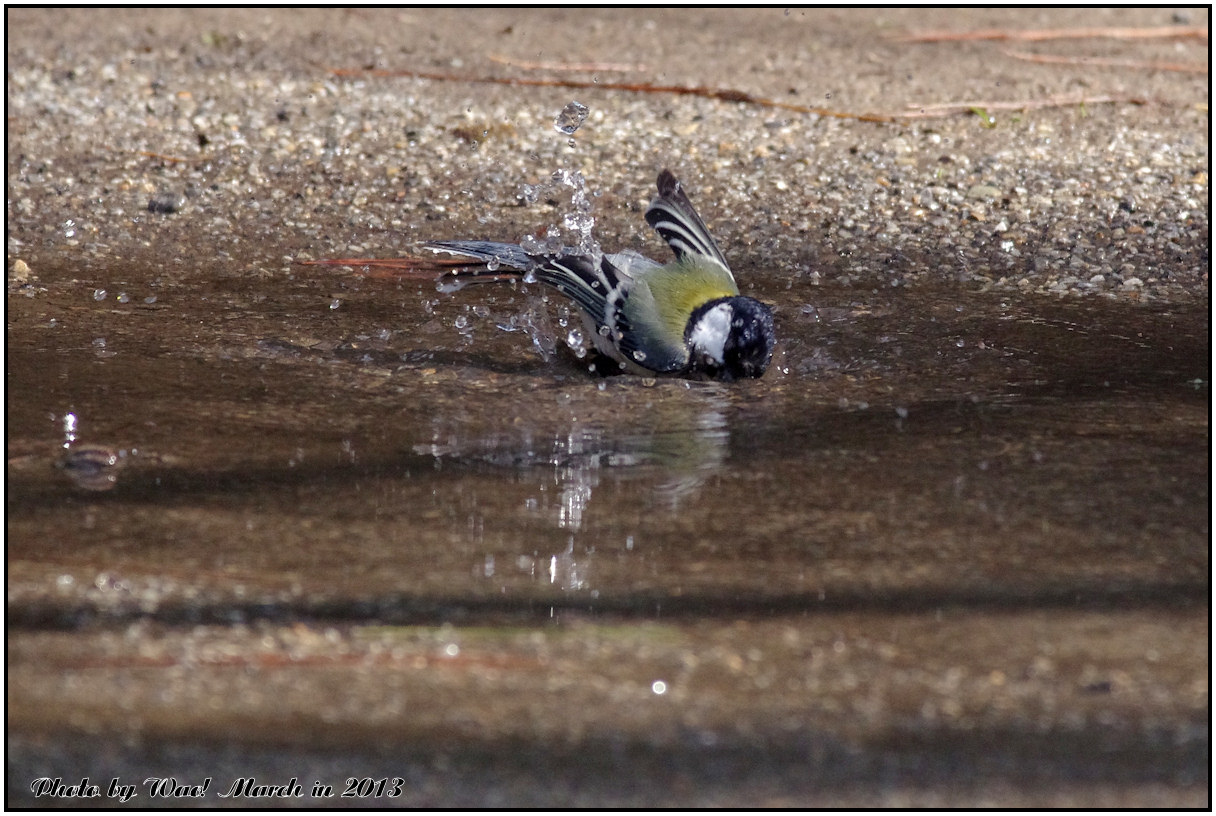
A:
[[92, 289, 107, 301], [62, 412, 78, 447], [563, 210, 594, 236], [518, 183, 541, 205], [116, 292, 130, 304], [565, 327, 586, 358], [553, 100, 589, 135], [329, 298, 341, 310], [651, 680, 668, 695], [58, 445, 125, 491], [520, 234, 546, 254]]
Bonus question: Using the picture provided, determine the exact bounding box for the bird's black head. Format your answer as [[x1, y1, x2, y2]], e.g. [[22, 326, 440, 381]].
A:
[[685, 296, 776, 380]]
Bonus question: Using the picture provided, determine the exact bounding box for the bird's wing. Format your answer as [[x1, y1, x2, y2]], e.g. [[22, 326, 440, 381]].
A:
[[530, 253, 624, 341], [644, 170, 734, 280], [426, 240, 619, 332]]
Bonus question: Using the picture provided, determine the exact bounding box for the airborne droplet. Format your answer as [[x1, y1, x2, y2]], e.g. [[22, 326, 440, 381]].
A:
[[553, 101, 589, 135], [565, 327, 586, 358]]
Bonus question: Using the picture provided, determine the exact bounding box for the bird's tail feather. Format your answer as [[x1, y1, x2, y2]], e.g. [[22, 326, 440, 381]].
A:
[[424, 241, 535, 272]]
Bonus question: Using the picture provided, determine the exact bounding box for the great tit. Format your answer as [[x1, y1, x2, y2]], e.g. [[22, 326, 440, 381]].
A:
[[425, 170, 776, 380]]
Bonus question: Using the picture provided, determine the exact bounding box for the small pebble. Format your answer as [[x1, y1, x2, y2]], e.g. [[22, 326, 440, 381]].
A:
[[148, 191, 184, 214]]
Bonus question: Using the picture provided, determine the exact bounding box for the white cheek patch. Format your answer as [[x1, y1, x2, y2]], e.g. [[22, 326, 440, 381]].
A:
[[688, 302, 733, 364]]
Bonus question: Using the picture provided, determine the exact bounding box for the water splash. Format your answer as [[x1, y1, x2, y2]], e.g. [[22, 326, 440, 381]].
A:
[[58, 445, 126, 492], [552, 168, 601, 260], [565, 327, 587, 358], [514, 168, 602, 262], [62, 412, 78, 448], [553, 101, 589, 135], [548, 538, 589, 591]]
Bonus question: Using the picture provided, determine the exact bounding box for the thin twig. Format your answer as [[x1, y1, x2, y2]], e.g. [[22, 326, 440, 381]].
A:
[[329, 66, 897, 123], [299, 258, 431, 268], [298, 257, 438, 275], [333, 64, 1162, 123], [892, 25, 1208, 43], [488, 54, 649, 73], [125, 149, 203, 164], [902, 93, 1147, 118], [298, 256, 525, 283], [1003, 49, 1208, 74]]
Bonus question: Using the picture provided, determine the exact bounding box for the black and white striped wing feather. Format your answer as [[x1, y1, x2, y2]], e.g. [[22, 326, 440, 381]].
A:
[[424, 240, 635, 360], [644, 169, 733, 278], [530, 253, 632, 350]]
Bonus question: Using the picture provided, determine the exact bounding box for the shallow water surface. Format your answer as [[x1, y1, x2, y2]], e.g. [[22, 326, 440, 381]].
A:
[[6, 260, 1209, 806]]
